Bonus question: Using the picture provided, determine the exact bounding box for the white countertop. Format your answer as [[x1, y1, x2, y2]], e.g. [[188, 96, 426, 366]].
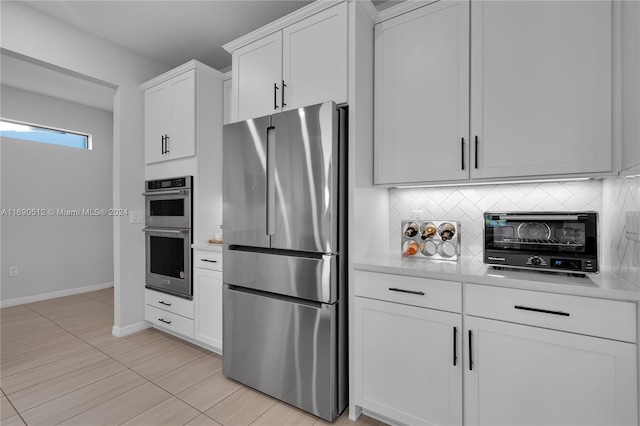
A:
[[354, 253, 640, 302], [192, 242, 223, 253]]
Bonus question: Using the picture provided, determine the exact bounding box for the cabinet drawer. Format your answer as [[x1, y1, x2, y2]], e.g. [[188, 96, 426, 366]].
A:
[[355, 270, 462, 313], [145, 305, 194, 338], [465, 284, 637, 343], [194, 251, 222, 271], [145, 289, 194, 319]]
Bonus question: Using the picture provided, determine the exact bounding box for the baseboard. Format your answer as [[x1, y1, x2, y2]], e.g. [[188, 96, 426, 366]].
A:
[[112, 321, 151, 337], [0, 282, 114, 308]]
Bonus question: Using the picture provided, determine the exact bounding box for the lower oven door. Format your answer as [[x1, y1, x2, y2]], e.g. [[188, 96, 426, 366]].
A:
[[223, 284, 340, 421], [143, 227, 192, 299]]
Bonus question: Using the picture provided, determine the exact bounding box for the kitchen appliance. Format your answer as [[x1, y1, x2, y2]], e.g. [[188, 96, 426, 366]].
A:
[[222, 101, 347, 421], [401, 220, 461, 260], [143, 176, 193, 299], [484, 212, 598, 274]]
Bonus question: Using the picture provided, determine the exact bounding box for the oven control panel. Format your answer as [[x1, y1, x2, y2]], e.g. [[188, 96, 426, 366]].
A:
[[146, 176, 191, 191]]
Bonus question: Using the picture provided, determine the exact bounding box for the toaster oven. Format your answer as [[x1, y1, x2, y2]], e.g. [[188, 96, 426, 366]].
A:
[[483, 212, 598, 274]]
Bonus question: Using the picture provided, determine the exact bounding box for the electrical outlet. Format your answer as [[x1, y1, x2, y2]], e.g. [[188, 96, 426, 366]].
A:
[[412, 210, 424, 220], [625, 211, 640, 242], [130, 211, 144, 224], [9, 266, 18, 277]]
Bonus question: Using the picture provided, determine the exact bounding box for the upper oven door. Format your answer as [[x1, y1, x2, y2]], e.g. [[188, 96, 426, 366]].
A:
[[484, 212, 598, 257], [144, 189, 191, 229]]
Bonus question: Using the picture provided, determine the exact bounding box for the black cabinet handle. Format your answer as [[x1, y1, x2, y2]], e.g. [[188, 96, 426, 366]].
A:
[[274, 83, 279, 110], [165, 135, 169, 154], [158, 301, 172, 306], [474, 135, 479, 169], [453, 326, 458, 366], [514, 305, 570, 317], [282, 80, 287, 108], [158, 318, 172, 325], [388, 287, 425, 296], [161, 135, 165, 154], [468, 330, 473, 371], [201, 259, 217, 263], [461, 137, 465, 170]]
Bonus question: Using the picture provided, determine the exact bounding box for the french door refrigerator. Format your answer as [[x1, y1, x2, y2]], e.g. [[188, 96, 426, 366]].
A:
[[222, 101, 347, 421]]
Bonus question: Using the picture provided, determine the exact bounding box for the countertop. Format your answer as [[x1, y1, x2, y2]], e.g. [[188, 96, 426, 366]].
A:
[[354, 253, 640, 302], [192, 242, 223, 253]]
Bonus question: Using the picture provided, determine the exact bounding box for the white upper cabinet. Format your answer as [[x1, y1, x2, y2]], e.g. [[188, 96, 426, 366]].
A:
[[144, 70, 196, 164], [282, 3, 348, 111], [374, 0, 614, 185], [232, 32, 283, 122], [375, 0, 469, 184], [470, 0, 612, 179], [228, 2, 348, 122]]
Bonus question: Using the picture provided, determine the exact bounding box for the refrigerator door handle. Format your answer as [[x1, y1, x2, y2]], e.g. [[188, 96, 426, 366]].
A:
[[266, 125, 276, 236]]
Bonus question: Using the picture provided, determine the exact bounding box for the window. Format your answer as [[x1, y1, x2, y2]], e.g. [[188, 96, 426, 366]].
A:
[[0, 119, 91, 150]]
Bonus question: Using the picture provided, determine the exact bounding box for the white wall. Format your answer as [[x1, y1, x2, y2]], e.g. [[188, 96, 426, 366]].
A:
[[1, 86, 114, 304], [0, 1, 169, 334]]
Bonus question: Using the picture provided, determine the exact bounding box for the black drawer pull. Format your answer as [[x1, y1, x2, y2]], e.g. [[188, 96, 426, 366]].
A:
[[158, 318, 172, 325], [201, 259, 217, 263], [468, 330, 473, 371], [388, 287, 425, 296], [158, 301, 172, 307], [514, 305, 570, 317], [453, 326, 458, 366]]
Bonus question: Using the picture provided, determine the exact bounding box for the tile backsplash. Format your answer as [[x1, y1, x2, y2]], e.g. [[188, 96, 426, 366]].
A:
[[602, 172, 640, 279], [390, 180, 604, 260]]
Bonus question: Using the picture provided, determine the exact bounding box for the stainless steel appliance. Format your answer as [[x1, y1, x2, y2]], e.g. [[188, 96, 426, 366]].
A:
[[143, 176, 193, 299], [484, 212, 598, 274], [222, 101, 347, 421]]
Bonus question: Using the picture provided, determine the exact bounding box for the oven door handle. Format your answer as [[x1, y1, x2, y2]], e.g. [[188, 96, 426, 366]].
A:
[[142, 189, 188, 196], [497, 214, 584, 221], [142, 228, 189, 234]]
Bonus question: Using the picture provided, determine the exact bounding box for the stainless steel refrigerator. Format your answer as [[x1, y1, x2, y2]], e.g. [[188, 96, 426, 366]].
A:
[[222, 101, 347, 421]]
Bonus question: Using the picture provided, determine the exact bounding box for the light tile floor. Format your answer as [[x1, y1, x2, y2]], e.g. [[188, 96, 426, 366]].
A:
[[0, 288, 385, 426]]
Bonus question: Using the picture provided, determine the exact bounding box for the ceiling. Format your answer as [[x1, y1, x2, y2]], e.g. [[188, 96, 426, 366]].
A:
[[1, 0, 397, 112]]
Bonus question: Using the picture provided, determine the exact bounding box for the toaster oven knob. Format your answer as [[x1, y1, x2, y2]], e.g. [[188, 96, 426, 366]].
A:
[[531, 257, 542, 266]]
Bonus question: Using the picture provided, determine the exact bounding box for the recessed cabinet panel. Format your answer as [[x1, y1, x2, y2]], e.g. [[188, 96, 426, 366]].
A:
[[375, 1, 470, 184], [283, 2, 348, 110], [194, 268, 223, 352], [168, 73, 196, 160], [145, 84, 170, 164], [470, 0, 612, 178], [464, 316, 638, 426], [233, 32, 283, 122]]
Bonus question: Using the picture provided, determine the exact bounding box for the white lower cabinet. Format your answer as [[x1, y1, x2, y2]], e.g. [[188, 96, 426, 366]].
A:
[[193, 249, 223, 354], [464, 316, 638, 426], [464, 284, 638, 426], [354, 273, 639, 426], [144, 289, 194, 338], [354, 271, 463, 425], [355, 297, 462, 425]]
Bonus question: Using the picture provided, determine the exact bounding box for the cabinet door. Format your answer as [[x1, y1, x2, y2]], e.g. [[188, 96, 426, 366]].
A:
[[374, 1, 470, 184], [194, 268, 223, 353], [168, 70, 196, 160], [282, 2, 348, 111], [145, 83, 170, 164], [470, 0, 612, 179], [464, 316, 638, 426], [232, 32, 283, 121], [355, 297, 462, 425]]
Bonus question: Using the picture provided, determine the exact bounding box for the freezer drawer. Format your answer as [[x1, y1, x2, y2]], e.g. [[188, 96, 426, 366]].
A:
[[223, 246, 338, 303], [223, 285, 341, 421]]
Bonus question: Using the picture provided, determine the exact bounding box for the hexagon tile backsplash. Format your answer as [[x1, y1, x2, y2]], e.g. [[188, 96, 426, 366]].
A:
[[389, 179, 607, 261]]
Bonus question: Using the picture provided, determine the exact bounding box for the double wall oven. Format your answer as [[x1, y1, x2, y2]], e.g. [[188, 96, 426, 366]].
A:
[[143, 176, 193, 299]]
